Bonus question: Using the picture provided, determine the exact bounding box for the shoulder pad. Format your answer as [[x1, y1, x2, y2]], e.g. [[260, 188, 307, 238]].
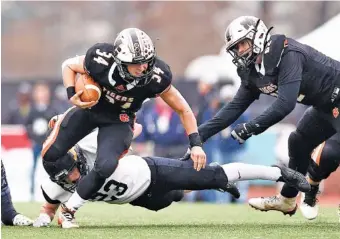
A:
[[263, 34, 286, 75], [84, 43, 115, 78], [149, 58, 173, 97]]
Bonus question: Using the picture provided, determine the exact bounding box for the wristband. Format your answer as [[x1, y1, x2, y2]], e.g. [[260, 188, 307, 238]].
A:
[[66, 86, 76, 99], [188, 132, 202, 148]]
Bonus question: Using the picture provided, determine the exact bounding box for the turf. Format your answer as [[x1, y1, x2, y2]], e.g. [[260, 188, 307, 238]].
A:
[[2, 202, 339, 239]]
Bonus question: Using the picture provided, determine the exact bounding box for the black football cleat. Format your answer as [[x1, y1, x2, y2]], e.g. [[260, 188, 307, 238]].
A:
[[274, 165, 311, 193]]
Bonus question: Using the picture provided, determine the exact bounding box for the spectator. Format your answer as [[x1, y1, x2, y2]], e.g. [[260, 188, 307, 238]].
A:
[[3, 83, 32, 125], [135, 97, 188, 158], [186, 76, 221, 203], [51, 84, 71, 114], [25, 82, 57, 201], [215, 84, 250, 203]]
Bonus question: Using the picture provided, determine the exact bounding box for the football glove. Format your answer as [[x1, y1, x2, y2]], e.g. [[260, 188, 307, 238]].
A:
[[231, 123, 254, 144]]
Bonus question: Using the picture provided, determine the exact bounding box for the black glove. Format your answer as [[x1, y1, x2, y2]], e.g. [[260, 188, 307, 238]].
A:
[[231, 123, 254, 144], [178, 148, 191, 161]]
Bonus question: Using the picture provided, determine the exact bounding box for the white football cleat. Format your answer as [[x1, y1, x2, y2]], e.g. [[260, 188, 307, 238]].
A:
[[12, 214, 33, 226], [300, 184, 320, 220], [248, 195, 297, 216], [58, 204, 79, 229]]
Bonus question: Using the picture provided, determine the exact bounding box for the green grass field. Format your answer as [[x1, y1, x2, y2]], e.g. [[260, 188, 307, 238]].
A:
[[2, 202, 339, 239]]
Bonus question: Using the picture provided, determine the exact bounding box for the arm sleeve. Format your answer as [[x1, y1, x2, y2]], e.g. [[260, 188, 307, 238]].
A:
[[198, 84, 260, 143], [249, 51, 304, 134]]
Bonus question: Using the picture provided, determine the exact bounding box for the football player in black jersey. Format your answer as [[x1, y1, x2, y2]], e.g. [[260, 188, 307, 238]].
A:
[[180, 15, 340, 215], [299, 133, 340, 220], [42, 28, 206, 225]]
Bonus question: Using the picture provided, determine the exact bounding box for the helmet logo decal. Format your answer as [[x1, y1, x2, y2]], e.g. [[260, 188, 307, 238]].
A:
[[133, 42, 142, 57], [240, 18, 256, 30]]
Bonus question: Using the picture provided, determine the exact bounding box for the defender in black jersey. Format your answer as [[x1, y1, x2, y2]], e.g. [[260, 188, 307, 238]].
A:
[[299, 133, 340, 220], [42, 28, 206, 224], [181, 16, 340, 215]]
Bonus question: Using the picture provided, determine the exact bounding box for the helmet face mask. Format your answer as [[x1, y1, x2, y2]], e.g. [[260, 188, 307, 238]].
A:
[[228, 38, 255, 69], [113, 28, 156, 87], [225, 16, 272, 69]]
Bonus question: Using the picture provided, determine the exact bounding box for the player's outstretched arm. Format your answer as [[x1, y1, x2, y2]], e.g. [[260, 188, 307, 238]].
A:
[[234, 52, 304, 143], [160, 85, 206, 171], [198, 84, 259, 144]]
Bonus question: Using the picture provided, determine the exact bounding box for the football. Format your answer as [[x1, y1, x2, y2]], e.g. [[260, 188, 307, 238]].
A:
[[75, 74, 102, 102]]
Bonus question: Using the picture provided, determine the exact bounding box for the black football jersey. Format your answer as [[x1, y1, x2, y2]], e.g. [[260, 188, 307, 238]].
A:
[[329, 132, 340, 144], [84, 43, 172, 115], [238, 35, 340, 107]]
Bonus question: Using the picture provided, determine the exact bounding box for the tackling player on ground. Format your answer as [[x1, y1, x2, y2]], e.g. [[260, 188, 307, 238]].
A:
[[42, 28, 206, 226], [34, 119, 309, 228]]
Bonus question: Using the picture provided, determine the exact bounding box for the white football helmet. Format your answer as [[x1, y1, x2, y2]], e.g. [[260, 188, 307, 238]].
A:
[[113, 28, 156, 85], [224, 16, 272, 69]]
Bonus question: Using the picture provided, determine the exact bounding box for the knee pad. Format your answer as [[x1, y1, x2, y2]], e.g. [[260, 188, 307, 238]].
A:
[[310, 141, 340, 181], [308, 160, 323, 182], [94, 157, 119, 178]]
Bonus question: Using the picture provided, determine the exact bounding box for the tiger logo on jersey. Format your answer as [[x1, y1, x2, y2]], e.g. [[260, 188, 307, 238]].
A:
[[119, 114, 130, 122]]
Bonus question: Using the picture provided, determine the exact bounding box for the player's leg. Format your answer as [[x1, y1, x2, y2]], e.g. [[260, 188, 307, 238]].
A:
[[147, 156, 309, 192], [130, 157, 309, 211], [130, 190, 184, 211], [249, 107, 336, 215], [300, 138, 340, 220], [60, 122, 133, 228], [1, 161, 33, 226], [221, 163, 310, 192], [145, 156, 230, 191], [129, 156, 236, 211], [42, 107, 97, 173]]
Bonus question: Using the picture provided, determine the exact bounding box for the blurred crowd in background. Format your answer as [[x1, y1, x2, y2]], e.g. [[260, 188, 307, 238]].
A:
[[2, 1, 340, 203]]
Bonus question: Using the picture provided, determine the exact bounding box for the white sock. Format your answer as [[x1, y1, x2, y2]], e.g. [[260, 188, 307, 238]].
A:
[[221, 163, 281, 182], [65, 191, 87, 211]]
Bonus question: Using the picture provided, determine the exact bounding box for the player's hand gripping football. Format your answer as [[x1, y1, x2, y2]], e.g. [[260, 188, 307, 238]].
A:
[[70, 90, 98, 109], [190, 146, 206, 171]]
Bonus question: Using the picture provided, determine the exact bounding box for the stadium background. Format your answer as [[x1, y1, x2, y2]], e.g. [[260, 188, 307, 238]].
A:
[[1, 1, 339, 204]]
